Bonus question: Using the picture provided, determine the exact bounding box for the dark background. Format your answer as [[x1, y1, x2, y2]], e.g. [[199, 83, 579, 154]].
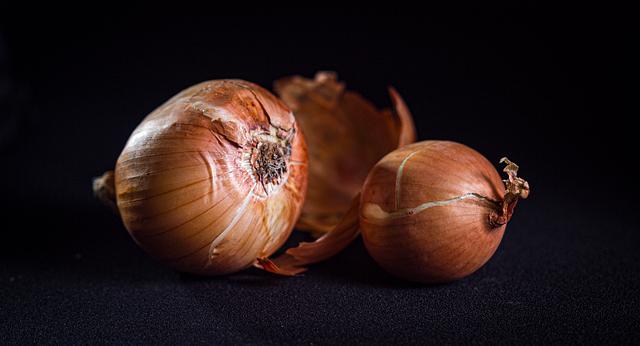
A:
[[1, 5, 637, 344]]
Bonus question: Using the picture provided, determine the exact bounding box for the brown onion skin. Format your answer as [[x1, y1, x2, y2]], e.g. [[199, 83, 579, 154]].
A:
[[274, 72, 415, 236], [114, 80, 307, 276], [359, 141, 508, 283]]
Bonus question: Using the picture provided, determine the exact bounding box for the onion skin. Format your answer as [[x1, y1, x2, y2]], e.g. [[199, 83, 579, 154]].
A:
[[111, 80, 307, 276], [359, 141, 528, 283], [274, 72, 415, 235]]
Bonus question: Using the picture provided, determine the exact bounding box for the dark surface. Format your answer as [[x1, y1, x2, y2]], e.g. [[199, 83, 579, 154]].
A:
[[1, 6, 637, 345]]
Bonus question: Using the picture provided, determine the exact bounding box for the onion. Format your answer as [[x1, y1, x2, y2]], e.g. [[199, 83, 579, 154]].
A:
[[259, 141, 529, 283], [95, 80, 308, 275], [360, 141, 529, 283], [274, 72, 415, 236]]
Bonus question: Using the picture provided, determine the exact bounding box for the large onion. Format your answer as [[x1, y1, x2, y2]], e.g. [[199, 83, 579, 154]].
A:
[[96, 80, 308, 275]]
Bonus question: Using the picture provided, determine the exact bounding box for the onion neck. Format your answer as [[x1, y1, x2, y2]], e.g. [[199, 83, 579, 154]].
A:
[[93, 170, 119, 214], [489, 158, 530, 228]]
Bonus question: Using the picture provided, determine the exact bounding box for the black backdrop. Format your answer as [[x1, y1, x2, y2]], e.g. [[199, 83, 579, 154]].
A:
[[1, 6, 637, 344]]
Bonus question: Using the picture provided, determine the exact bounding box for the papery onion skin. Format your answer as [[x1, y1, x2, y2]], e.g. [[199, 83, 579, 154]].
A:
[[359, 141, 528, 283], [112, 80, 307, 275], [274, 72, 415, 235]]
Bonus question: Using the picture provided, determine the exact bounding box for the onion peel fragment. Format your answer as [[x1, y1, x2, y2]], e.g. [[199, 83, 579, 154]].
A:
[[255, 194, 361, 275], [274, 72, 416, 236]]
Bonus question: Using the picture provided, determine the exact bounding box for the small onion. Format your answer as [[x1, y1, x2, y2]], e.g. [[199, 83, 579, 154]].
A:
[[259, 141, 529, 283], [95, 80, 308, 275], [360, 141, 529, 283]]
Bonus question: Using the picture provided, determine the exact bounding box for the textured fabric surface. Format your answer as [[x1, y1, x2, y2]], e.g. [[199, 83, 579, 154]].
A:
[[1, 7, 636, 344], [1, 197, 639, 344]]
